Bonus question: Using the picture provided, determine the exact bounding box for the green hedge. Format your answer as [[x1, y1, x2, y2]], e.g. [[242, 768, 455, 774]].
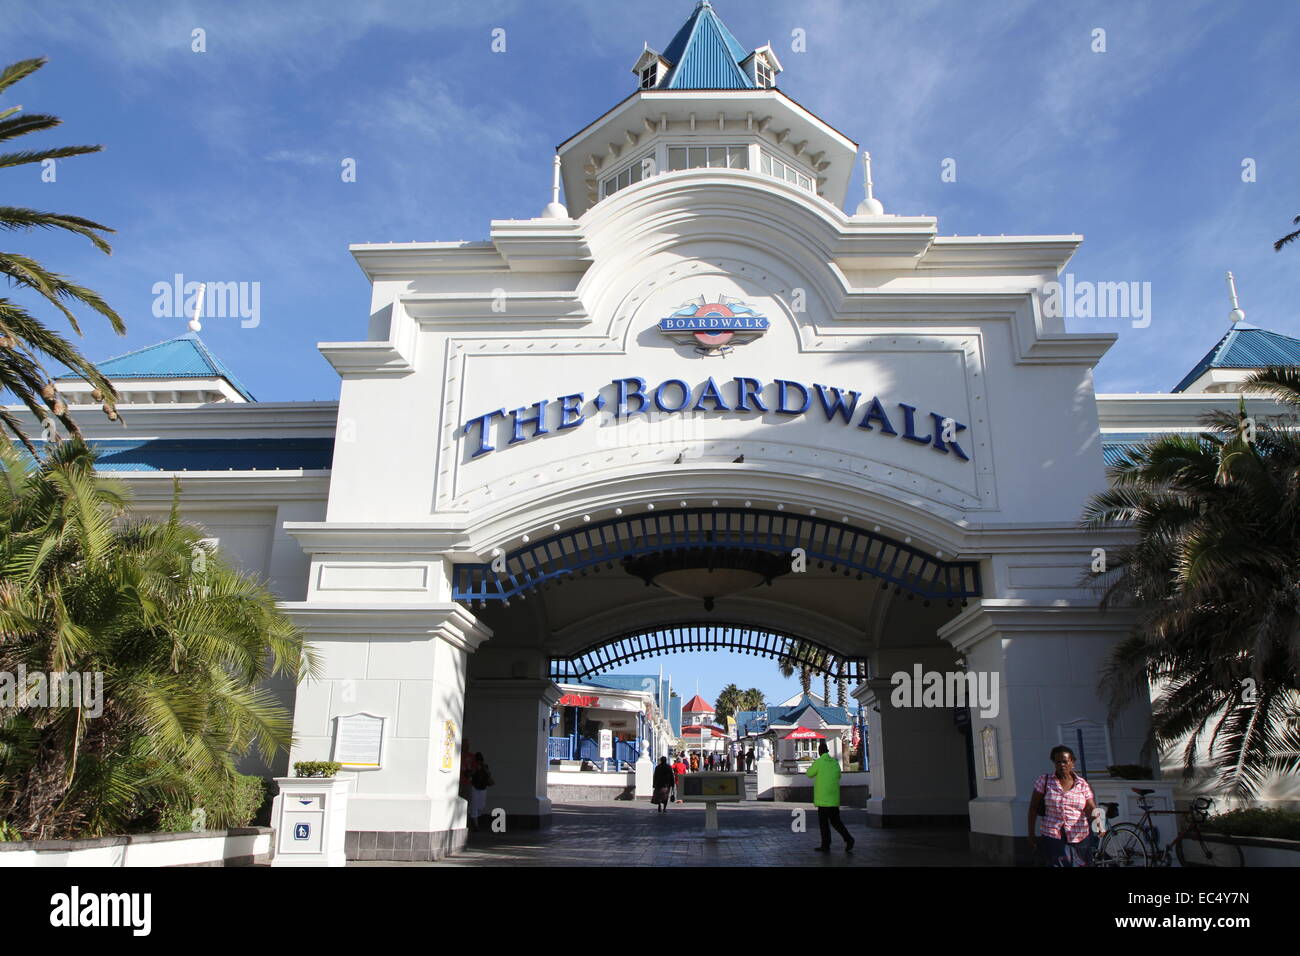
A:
[[1202, 808, 1300, 841], [156, 773, 266, 832]]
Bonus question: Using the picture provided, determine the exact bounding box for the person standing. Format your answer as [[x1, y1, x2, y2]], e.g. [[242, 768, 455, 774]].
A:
[[1027, 745, 1099, 866], [746, 748, 755, 772], [672, 754, 687, 803], [652, 756, 674, 813], [468, 752, 493, 832], [690, 752, 699, 772], [806, 741, 854, 853]]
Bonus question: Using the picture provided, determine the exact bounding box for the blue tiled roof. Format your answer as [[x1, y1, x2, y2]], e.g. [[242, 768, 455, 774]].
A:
[[26, 438, 333, 472], [660, 2, 754, 90], [584, 673, 673, 707], [57, 332, 256, 401], [770, 694, 852, 726], [1101, 433, 1209, 467], [1173, 325, 1300, 392]]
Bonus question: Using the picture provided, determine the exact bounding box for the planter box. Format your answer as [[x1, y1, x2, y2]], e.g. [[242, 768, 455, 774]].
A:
[[0, 827, 272, 868], [1201, 833, 1300, 867]]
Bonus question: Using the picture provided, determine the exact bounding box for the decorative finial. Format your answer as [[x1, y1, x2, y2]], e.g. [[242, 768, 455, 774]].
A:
[[188, 282, 206, 332], [855, 150, 884, 216], [541, 154, 569, 219], [1226, 271, 1246, 325]]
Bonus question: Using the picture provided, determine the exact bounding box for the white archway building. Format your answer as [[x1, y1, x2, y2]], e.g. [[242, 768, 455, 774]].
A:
[[23, 1, 1299, 863]]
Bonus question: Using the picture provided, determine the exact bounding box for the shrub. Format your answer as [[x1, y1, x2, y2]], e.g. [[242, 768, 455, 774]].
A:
[[293, 761, 341, 778], [155, 773, 267, 832], [1201, 807, 1300, 841]]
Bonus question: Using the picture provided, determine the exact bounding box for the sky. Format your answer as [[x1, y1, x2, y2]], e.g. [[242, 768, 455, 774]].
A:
[[5, 0, 1298, 706]]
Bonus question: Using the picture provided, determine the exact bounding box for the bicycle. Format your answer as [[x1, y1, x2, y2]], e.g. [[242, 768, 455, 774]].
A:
[[1094, 789, 1244, 867]]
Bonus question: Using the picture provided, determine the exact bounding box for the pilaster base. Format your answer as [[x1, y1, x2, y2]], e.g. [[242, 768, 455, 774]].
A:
[[345, 826, 467, 862]]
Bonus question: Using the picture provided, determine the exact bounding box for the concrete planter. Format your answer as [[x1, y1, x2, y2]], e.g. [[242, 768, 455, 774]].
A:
[[0, 827, 272, 868], [1200, 832, 1300, 867]]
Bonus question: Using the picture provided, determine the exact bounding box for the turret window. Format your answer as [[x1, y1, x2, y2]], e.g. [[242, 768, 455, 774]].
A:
[[761, 150, 813, 191], [756, 59, 774, 88], [667, 145, 748, 171], [640, 65, 658, 89], [601, 152, 654, 198]]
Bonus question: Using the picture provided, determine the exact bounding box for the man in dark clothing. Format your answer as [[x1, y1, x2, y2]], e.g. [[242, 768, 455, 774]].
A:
[[652, 756, 675, 812]]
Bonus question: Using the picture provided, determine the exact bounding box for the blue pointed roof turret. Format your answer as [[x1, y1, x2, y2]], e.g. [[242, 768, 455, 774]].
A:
[[1172, 325, 1300, 393], [56, 331, 256, 401], [659, 1, 756, 90]]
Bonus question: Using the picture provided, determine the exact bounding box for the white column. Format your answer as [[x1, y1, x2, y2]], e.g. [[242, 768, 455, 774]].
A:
[[938, 602, 1143, 864], [280, 603, 490, 862]]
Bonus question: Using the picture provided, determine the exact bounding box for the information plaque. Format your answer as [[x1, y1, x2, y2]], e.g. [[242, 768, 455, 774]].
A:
[[333, 712, 386, 769]]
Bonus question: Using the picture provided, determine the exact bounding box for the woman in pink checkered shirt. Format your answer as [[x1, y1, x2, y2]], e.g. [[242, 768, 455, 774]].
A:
[[1026, 745, 1100, 866]]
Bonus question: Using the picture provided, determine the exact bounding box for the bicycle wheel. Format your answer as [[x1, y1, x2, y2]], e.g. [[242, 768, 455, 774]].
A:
[[1177, 831, 1245, 867], [1097, 823, 1149, 867]]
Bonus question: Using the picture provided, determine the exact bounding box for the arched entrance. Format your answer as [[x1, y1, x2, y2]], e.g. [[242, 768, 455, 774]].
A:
[[457, 505, 984, 831]]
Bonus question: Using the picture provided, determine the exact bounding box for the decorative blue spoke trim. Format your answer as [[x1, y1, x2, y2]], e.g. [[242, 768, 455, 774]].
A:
[[550, 623, 869, 684], [453, 507, 981, 605]]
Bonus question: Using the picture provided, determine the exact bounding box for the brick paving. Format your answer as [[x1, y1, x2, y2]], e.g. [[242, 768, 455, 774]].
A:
[[352, 800, 988, 867]]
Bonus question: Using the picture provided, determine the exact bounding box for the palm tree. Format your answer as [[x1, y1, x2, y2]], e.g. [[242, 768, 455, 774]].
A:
[[0, 440, 315, 837], [739, 688, 765, 713], [714, 682, 742, 725], [776, 640, 813, 696], [1276, 214, 1300, 252], [0, 57, 123, 449], [1082, 370, 1300, 797]]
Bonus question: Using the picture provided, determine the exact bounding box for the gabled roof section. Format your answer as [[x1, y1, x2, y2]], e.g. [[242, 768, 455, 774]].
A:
[[1173, 324, 1300, 392], [769, 694, 852, 727], [57, 332, 256, 401], [660, 2, 754, 90], [682, 693, 714, 713]]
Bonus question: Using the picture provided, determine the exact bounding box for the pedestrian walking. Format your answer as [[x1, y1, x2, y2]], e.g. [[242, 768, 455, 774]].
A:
[[468, 751, 494, 832], [1027, 745, 1100, 866], [807, 741, 855, 853], [652, 756, 674, 813], [690, 752, 699, 772], [672, 754, 687, 803], [746, 748, 754, 772]]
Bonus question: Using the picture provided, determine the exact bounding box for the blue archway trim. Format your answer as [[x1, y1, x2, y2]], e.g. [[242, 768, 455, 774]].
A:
[[551, 623, 869, 683], [453, 507, 981, 605]]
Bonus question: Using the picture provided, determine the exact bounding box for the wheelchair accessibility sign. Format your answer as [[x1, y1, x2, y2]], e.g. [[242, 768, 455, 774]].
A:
[[294, 823, 311, 840]]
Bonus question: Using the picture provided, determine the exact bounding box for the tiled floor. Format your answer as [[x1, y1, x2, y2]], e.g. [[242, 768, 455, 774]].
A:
[[351, 800, 988, 867]]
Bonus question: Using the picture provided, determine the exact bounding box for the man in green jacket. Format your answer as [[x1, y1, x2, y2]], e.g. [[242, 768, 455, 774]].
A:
[[806, 741, 855, 852]]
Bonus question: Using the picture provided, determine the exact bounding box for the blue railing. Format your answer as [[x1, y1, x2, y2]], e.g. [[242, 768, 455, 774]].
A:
[[570, 737, 641, 767], [547, 737, 573, 760]]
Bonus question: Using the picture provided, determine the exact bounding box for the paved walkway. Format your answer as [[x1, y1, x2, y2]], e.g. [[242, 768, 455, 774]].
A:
[[354, 800, 987, 867]]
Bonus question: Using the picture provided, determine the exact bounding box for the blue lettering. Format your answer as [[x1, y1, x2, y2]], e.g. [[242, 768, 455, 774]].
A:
[[653, 379, 691, 412], [463, 409, 506, 458], [775, 380, 810, 415], [692, 376, 730, 412], [898, 403, 931, 446], [614, 377, 648, 418], [814, 384, 861, 423], [509, 400, 549, 444], [733, 377, 768, 412], [557, 393, 585, 430], [858, 396, 897, 435], [930, 412, 969, 460]]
